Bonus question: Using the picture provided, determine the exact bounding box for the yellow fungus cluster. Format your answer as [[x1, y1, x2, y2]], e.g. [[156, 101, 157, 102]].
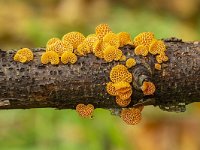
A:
[[44, 24, 127, 64], [133, 32, 168, 70], [38, 24, 169, 125], [46, 38, 73, 57], [44, 35, 79, 64], [156, 53, 169, 63], [76, 104, 94, 118], [14, 48, 33, 63], [120, 107, 142, 125], [41, 51, 59, 65], [126, 58, 136, 68], [141, 81, 156, 95], [106, 65, 133, 107]]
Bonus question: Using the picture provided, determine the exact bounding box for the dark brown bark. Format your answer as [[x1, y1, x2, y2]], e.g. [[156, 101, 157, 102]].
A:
[[0, 38, 199, 112]]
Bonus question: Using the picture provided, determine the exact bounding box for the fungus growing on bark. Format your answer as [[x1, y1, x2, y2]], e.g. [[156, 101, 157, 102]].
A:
[[134, 44, 149, 56], [41, 51, 59, 65], [126, 58, 136, 68], [119, 55, 127, 61], [117, 32, 133, 47], [120, 108, 142, 125], [156, 53, 169, 63], [113, 81, 131, 91], [156, 54, 163, 63], [110, 65, 133, 83], [117, 89, 133, 100], [141, 81, 156, 95], [103, 46, 122, 62], [149, 40, 166, 55], [61, 51, 77, 64], [160, 52, 169, 62], [95, 23, 112, 39], [114, 49, 123, 61], [106, 82, 117, 96], [93, 40, 110, 58], [77, 42, 90, 56], [133, 32, 154, 47], [14, 54, 27, 63], [76, 104, 94, 118], [46, 40, 73, 57], [84, 34, 99, 52], [155, 63, 161, 70], [103, 32, 120, 48], [116, 96, 131, 107], [46, 37, 60, 47], [62, 32, 85, 49], [103, 46, 117, 62], [14, 48, 34, 63]]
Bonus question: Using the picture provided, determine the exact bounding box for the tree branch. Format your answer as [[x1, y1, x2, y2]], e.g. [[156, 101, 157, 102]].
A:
[[0, 38, 199, 112]]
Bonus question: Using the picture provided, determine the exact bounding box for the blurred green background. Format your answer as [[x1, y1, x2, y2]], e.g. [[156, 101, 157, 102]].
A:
[[0, 0, 200, 150]]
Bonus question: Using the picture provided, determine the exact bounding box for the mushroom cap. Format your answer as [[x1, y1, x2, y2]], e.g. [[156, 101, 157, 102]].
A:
[[41, 51, 59, 65], [61, 51, 77, 64], [155, 63, 162, 70], [62, 32, 85, 49], [117, 32, 133, 47], [110, 65, 132, 83], [117, 89, 133, 100], [119, 55, 127, 61], [116, 96, 131, 107], [13, 53, 27, 63], [95, 23, 112, 40], [76, 104, 94, 118], [149, 40, 166, 55], [103, 46, 117, 62], [46, 37, 60, 47], [15, 48, 34, 62], [93, 40, 110, 58], [133, 32, 154, 47], [46, 40, 73, 57], [106, 82, 117, 96], [103, 32, 120, 48], [141, 81, 156, 95], [77, 42, 90, 56], [126, 58, 136, 68], [134, 45, 148, 56], [113, 81, 131, 91], [120, 108, 142, 125], [84, 34, 99, 52]]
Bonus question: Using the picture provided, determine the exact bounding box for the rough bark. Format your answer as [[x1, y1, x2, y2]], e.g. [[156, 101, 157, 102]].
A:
[[0, 38, 199, 112]]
